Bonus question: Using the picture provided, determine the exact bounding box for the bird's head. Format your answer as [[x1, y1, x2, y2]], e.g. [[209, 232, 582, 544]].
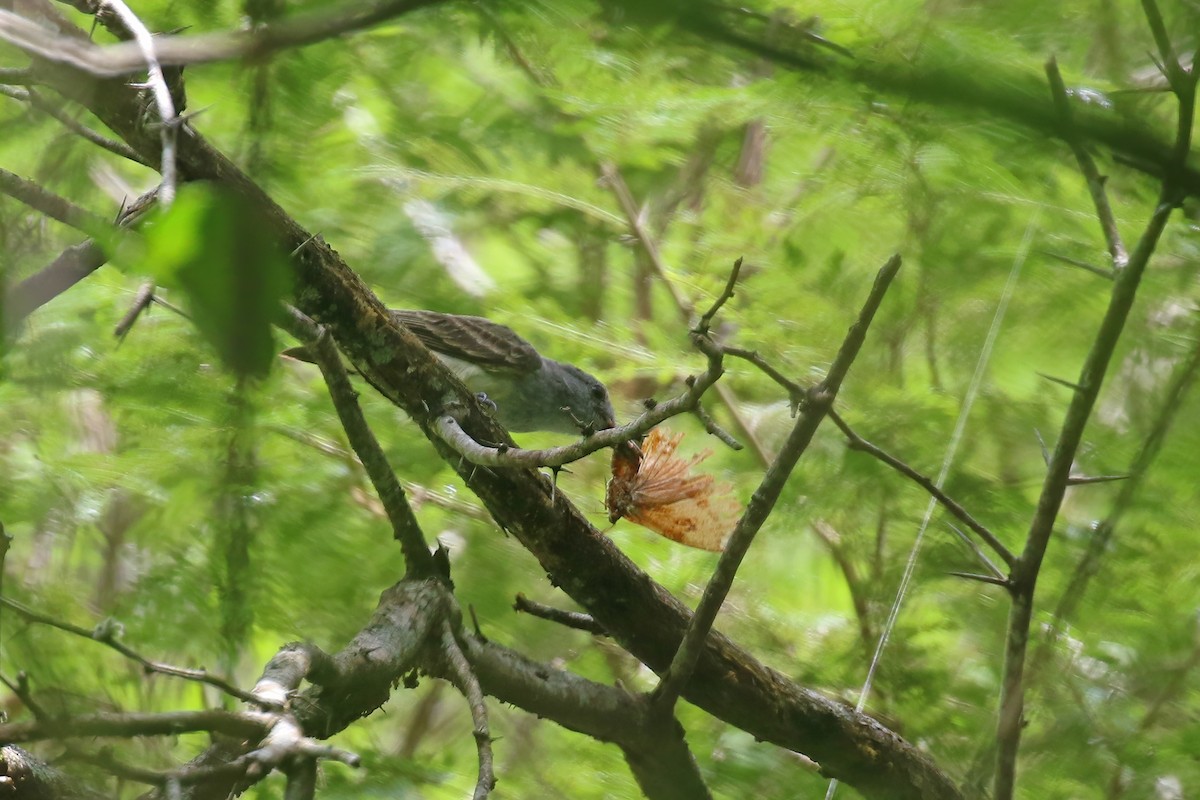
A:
[[551, 361, 616, 435]]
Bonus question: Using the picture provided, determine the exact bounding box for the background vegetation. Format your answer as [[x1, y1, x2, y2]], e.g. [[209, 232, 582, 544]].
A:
[[1, 0, 1198, 798]]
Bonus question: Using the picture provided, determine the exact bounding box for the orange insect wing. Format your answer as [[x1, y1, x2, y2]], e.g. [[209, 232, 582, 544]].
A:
[[606, 426, 741, 551], [626, 493, 740, 552]]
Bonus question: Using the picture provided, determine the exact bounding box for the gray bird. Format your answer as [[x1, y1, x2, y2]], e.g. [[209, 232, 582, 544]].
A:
[[288, 310, 615, 435]]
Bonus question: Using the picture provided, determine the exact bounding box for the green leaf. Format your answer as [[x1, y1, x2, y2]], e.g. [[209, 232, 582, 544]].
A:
[[142, 185, 291, 379]]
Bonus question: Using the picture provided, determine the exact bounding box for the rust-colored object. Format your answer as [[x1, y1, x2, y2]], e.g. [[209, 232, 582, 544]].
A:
[[606, 427, 741, 552]]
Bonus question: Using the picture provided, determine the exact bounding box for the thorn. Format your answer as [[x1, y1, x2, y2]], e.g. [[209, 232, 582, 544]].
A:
[[1038, 250, 1114, 280], [469, 605, 487, 642], [1037, 372, 1085, 392], [1066, 474, 1130, 486], [947, 571, 1011, 588]]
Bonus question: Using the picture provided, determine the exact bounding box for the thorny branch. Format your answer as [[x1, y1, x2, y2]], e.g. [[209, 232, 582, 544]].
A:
[[992, 10, 1196, 798], [282, 307, 437, 577], [441, 622, 495, 800], [0, 595, 266, 706], [514, 593, 606, 636]]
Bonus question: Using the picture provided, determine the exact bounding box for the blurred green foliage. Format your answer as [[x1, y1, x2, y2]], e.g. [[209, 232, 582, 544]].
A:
[[2, 0, 1199, 798]]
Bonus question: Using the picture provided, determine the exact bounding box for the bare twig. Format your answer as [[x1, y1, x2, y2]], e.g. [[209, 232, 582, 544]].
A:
[[651, 254, 901, 711], [695, 256, 743, 334], [691, 400, 743, 450], [442, 622, 495, 800], [0, 671, 46, 720], [0, 595, 265, 706], [827, 409, 1016, 568], [281, 307, 436, 578], [0, 708, 270, 743], [1037, 372, 1085, 392], [514, 594, 606, 636], [722, 346, 805, 413], [945, 523, 1006, 581], [993, 18, 1196, 797]]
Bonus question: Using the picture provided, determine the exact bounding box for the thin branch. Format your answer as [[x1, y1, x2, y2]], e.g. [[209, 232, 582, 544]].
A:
[[993, 26, 1196, 799], [0, 168, 107, 233], [95, 0, 177, 205], [5, 187, 159, 332], [651, 254, 901, 711], [1140, 0, 1179, 82], [691, 400, 743, 450], [0, 595, 266, 706], [0, 85, 150, 165], [513, 594, 606, 636], [0, 709, 270, 743], [695, 256, 743, 334], [722, 346, 805, 413], [1045, 57, 1129, 268], [827, 409, 1016, 568], [281, 307, 436, 578], [441, 622, 495, 800], [0, 671, 46, 720], [0, 0, 444, 76]]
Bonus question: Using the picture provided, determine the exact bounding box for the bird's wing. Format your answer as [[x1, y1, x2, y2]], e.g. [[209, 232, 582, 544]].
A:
[[390, 310, 542, 374]]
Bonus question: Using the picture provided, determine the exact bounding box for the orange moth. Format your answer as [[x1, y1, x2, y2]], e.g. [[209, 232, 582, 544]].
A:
[[605, 427, 741, 552]]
